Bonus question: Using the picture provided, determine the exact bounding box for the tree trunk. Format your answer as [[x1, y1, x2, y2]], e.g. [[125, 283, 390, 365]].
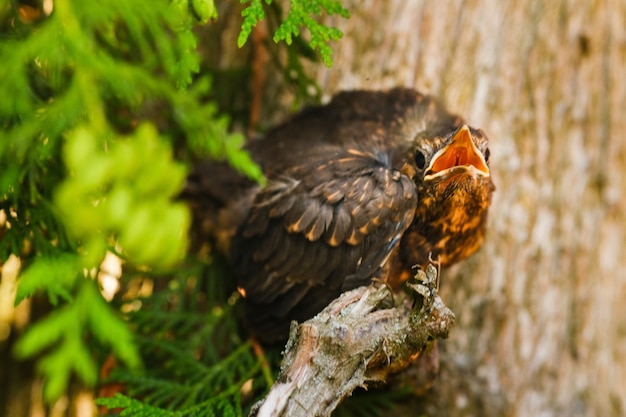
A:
[[276, 1, 624, 415]]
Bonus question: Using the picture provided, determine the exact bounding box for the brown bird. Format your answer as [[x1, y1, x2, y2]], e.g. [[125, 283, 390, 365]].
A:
[[185, 87, 494, 343]]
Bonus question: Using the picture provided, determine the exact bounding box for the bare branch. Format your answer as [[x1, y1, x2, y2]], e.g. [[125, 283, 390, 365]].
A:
[[251, 264, 455, 417]]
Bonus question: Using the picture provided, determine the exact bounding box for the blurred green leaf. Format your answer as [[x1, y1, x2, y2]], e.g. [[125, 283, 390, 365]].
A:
[[13, 307, 76, 358], [54, 124, 190, 270], [15, 279, 141, 401], [14, 255, 80, 306]]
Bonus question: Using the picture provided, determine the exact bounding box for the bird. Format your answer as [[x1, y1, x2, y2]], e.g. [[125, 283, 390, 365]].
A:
[[184, 87, 495, 343]]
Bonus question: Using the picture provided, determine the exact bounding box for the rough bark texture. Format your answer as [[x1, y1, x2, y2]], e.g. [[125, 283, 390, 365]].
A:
[[271, 1, 624, 416], [251, 265, 454, 417]]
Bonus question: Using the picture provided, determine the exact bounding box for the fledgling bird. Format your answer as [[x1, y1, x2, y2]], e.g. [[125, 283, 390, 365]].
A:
[[185, 87, 495, 343]]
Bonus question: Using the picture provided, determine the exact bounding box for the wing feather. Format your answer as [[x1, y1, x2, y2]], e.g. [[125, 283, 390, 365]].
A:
[[251, 222, 283, 262], [268, 194, 296, 218], [305, 203, 333, 241], [272, 235, 306, 277], [325, 204, 353, 246], [233, 149, 417, 315], [287, 199, 321, 233]]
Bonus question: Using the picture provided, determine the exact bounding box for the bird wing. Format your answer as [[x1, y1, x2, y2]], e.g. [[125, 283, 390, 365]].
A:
[[232, 145, 418, 321]]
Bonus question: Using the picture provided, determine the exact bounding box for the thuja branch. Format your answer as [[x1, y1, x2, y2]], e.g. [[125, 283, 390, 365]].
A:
[[250, 264, 455, 417]]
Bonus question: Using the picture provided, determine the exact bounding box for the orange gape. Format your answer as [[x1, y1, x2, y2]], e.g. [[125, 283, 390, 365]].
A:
[[429, 126, 489, 176]]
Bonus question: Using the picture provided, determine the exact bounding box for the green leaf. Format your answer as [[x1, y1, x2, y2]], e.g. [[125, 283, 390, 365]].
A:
[[272, 0, 350, 66], [55, 123, 191, 270], [81, 281, 142, 370], [13, 307, 76, 358], [38, 348, 74, 403], [96, 393, 181, 417], [15, 280, 142, 403], [14, 255, 80, 306], [94, 266, 275, 416], [191, 0, 218, 23], [238, 0, 267, 48]]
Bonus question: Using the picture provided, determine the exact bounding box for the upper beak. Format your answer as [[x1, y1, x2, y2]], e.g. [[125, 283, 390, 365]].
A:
[[425, 125, 490, 178]]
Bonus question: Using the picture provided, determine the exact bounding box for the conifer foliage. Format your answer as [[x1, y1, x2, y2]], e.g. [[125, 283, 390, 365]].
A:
[[1, 0, 351, 415]]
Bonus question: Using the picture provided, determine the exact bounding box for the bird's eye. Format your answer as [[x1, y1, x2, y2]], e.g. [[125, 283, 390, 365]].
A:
[[484, 148, 491, 162], [414, 151, 426, 169]]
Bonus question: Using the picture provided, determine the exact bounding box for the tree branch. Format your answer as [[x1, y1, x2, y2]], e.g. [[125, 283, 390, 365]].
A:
[[250, 264, 455, 417]]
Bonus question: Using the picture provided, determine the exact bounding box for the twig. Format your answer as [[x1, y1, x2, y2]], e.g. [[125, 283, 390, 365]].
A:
[[250, 264, 455, 417]]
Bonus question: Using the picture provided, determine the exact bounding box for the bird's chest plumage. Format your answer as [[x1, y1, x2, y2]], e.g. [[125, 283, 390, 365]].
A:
[[395, 173, 493, 274]]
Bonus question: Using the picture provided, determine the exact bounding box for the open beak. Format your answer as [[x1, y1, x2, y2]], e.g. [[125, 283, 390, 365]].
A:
[[425, 125, 490, 179]]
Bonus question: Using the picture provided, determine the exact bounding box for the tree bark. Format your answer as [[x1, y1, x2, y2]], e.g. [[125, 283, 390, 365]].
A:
[[266, 1, 624, 416]]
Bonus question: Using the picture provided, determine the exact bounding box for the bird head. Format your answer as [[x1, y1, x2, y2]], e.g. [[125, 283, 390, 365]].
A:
[[400, 123, 495, 267], [409, 124, 492, 188]]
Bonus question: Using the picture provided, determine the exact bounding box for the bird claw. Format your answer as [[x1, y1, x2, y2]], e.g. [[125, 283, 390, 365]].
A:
[[372, 276, 396, 305], [406, 258, 440, 315]]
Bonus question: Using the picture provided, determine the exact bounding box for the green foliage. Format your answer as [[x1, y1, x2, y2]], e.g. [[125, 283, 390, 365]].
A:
[[238, 0, 268, 48], [273, 0, 349, 67], [95, 263, 273, 416], [54, 124, 190, 269], [14, 254, 78, 305], [97, 394, 182, 417], [2, 0, 355, 412], [1, 0, 260, 402], [14, 279, 141, 402], [239, 0, 350, 66], [190, 0, 218, 23]]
